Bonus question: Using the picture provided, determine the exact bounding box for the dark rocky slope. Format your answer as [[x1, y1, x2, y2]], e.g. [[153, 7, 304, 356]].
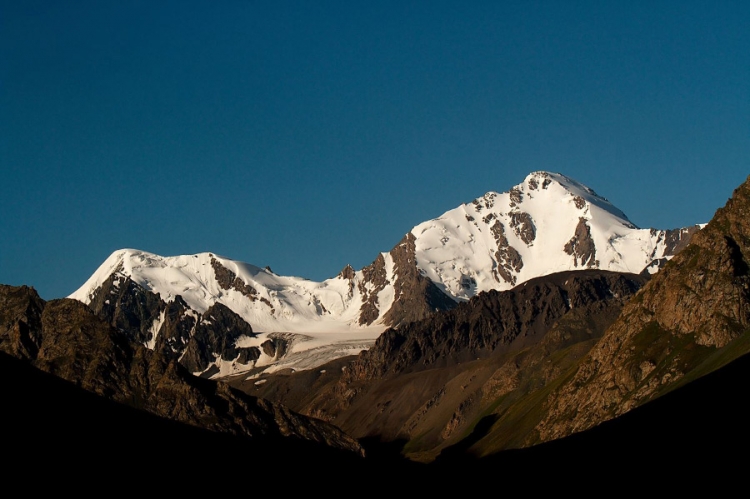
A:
[[87, 272, 287, 375], [5, 340, 745, 492], [0, 350, 374, 489], [0, 285, 363, 456]]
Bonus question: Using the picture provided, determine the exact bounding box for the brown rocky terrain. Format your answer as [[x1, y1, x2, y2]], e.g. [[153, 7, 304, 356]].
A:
[[381, 233, 459, 327], [231, 269, 648, 461], [564, 217, 598, 268], [358, 233, 457, 327], [534, 174, 750, 442], [225, 171, 749, 462]]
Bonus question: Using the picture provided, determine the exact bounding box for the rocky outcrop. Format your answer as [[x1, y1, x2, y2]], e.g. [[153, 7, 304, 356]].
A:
[[358, 254, 388, 325], [382, 233, 458, 327], [0, 285, 364, 455], [0, 284, 45, 360], [87, 273, 165, 345], [343, 270, 646, 384], [491, 221, 523, 285], [509, 187, 523, 207], [212, 256, 275, 312], [356, 233, 458, 327], [250, 270, 646, 452], [564, 217, 598, 268], [535, 174, 750, 443], [211, 256, 258, 299], [509, 212, 536, 245], [151, 295, 196, 356], [338, 264, 356, 280], [663, 225, 702, 254], [179, 302, 258, 374], [85, 274, 264, 375]]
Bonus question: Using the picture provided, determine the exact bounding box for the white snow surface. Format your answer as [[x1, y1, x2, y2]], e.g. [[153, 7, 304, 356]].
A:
[[70, 249, 391, 334], [69, 171, 701, 375]]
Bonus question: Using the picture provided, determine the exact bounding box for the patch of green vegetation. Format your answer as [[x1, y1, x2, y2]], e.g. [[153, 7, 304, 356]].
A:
[[626, 321, 715, 404], [460, 341, 593, 455], [401, 430, 429, 455], [661, 327, 750, 395], [481, 363, 580, 452]]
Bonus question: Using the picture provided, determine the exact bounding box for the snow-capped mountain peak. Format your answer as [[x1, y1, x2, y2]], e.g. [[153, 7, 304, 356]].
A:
[[411, 171, 694, 300], [70, 248, 392, 333], [69, 172, 702, 378]]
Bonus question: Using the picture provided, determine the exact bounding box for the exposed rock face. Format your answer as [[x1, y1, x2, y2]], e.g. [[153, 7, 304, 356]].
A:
[[338, 264, 356, 297], [382, 233, 458, 327], [0, 285, 45, 360], [151, 295, 196, 357], [179, 303, 257, 374], [88, 273, 164, 345], [343, 271, 646, 383], [258, 271, 647, 449], [212, 256, 275, 312], [509, 212, 536, 246], [0, 285, 364, 455], [509, 187, 523, 206], [86, 274, 265, 376], [491, 221, 523, 285], [358, 254, 388, 325], [211, 256, 259, 299], [338, 264, 356, 280], [535, 175, 750, 443], [356, 234, 458, 327], [655, 225, 704, 256], [564, 217, 598, 268]]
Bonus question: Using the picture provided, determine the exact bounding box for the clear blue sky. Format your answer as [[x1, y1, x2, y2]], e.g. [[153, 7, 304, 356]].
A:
[[2, 1, 748, 300]]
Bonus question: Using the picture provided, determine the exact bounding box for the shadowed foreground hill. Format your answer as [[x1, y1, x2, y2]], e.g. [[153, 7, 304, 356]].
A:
[[446, 349, 750, 480], [3, 343, 748, 491], [0, 351, 370, 486], [0, 285, 366, 477]]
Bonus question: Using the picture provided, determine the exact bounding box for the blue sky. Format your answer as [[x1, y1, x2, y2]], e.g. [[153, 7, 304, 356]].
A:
[[2, 1, 749, 300]]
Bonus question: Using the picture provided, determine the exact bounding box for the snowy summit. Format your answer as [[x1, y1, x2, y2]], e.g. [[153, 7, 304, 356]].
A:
[[70, 171, 702, 377]]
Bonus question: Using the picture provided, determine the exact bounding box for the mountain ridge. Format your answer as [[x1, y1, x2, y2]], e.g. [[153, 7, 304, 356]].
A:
[[5, 172, 750, 487], [68, 171, 702, 377], [231, 174, 750, 464]]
